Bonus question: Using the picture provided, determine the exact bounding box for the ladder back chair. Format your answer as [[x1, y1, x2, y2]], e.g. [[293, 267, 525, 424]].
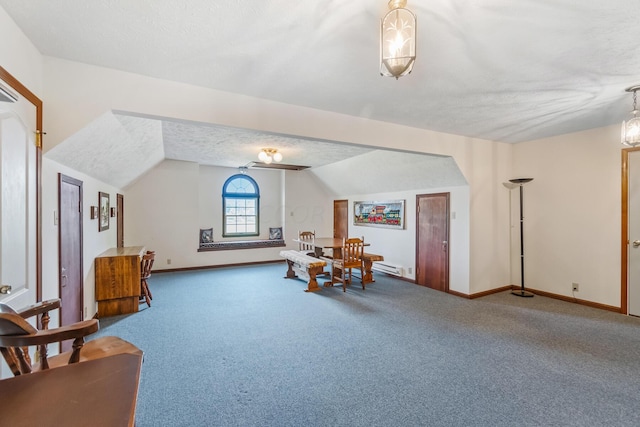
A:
[[0, 299, 141, 376], [140, 250, 155, 307], [298, 230, 316, 256], [331, 237, 365, 292]]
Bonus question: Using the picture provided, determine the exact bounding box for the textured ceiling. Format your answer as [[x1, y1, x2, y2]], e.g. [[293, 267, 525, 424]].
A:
[[2, 0, 639, 144], [4, 0, 640, 190], [44, 112, 379, 188], [45, 111, 462, 192], [159, 118, 373, 170]]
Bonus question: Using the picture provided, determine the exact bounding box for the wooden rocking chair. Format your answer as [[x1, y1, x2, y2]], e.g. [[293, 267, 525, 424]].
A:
[[0, 299, 142, 376]]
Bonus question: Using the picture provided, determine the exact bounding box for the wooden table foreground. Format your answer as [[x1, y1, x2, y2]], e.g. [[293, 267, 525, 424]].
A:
[[0, 353, 143, 427]]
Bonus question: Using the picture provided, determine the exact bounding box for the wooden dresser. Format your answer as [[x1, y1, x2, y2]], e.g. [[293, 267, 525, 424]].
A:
[[95, 246, 145, 317]]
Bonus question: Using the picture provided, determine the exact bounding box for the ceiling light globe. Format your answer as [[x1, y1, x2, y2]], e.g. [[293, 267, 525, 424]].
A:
[[273, 152, 282, 162], [258, 151, 268, 162], [622, 117, 640, 147], [264, 156, 273, 164], [380, 4, 416, 79]]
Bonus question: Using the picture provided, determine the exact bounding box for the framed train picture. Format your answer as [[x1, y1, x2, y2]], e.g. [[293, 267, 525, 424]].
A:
[[353, 200, 405, 229]]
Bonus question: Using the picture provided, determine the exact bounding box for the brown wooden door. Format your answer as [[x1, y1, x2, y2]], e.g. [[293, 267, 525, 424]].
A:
[[416, 193, 449, 292], [59, 174, 84, 351], [117, 193, 124, 248], [333, 199, 348, 239]]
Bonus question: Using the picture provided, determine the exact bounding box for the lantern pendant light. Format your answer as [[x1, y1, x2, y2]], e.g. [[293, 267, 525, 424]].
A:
[[622, 85, 640, 147], [380, 0, 417, 79]]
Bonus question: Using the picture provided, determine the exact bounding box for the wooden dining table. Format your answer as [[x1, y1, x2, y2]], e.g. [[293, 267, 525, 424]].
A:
[[307, 237, 351, 258], [292, 237, 381, 285]]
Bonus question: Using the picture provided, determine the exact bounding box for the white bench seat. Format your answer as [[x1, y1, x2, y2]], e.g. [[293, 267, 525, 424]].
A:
[[279, 250, 327, 292]]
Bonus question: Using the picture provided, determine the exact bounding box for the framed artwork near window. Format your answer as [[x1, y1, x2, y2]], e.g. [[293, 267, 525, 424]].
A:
[[199, 228, 213, 245], [353, 200, 405, 229], [269, 227, 283, 240], [99, 192, 110, 232]]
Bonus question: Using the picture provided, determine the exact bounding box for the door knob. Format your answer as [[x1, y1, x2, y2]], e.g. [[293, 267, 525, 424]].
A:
[[633, 240, 640, 248], [0, 284, 11, 294]]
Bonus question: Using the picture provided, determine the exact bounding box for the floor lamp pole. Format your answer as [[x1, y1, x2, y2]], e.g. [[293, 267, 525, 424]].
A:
[[509, 178, 534, 298]]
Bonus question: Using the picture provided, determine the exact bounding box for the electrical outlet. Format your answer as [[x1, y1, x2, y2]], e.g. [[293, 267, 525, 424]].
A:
[[167, 258, 172, 265], [408, 267, 413, 275], [572, 282, 579, 292]]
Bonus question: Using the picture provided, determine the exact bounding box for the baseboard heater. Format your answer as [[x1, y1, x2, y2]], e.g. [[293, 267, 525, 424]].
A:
[[371, 262, 403, 277]]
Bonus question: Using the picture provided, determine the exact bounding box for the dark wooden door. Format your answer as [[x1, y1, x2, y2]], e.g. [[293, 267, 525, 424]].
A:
[[416, 193, 449, 292], [59, 174, 83, 351], [117, 193, 124, 248], [333, 199, 348, 239]]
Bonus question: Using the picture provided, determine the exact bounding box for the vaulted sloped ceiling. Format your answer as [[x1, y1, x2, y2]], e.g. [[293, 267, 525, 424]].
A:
[[45, 112, 165, 189], [311, 151, 467, 196], [44, 111, 466, 193]]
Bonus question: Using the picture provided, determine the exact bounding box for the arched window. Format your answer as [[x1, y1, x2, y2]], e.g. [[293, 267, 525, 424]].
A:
[[222, 174, 260, 237]]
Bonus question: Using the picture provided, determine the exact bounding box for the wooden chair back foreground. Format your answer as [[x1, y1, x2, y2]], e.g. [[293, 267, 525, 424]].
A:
[[331, 237, 365, 292], [0, 299, 142, 376], [297, 230, 316, 256], [140, 250, 155, 307]]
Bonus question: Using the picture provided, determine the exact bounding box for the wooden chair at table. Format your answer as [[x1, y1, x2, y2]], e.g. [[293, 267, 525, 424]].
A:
[[140, 250, 155, 307], [331, 237, 365, 292], [0, 298, 142, 376], [298, 230, 316, 257]]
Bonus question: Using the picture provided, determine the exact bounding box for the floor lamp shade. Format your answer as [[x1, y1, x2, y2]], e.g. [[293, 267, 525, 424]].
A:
[[509, 178, 534, 297]]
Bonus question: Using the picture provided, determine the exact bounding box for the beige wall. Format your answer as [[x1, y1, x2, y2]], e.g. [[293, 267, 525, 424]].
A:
[[512, 125, 622, 307], [338, 186, 471, 293], [125, 161, 297, 269], [0, 6, 42, 96], [123, 158, 471, 290]]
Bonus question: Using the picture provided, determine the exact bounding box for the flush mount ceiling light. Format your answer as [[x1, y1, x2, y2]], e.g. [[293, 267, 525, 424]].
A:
[[380, 0, 416, 79], [257, 148, 282, 164], [622, 85, 640, 147]]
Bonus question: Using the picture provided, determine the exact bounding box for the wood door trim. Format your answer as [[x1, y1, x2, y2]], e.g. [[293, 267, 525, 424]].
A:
[[620, 148, 640, 315], [0, 66, 43, 301], [117, 193, 124, 248]]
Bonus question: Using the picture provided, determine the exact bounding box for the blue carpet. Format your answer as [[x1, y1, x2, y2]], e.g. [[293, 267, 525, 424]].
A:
[[94, 263, 640, 426]]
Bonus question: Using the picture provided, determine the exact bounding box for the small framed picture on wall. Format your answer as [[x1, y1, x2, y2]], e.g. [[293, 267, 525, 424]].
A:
[[99, 192, 110, 232]]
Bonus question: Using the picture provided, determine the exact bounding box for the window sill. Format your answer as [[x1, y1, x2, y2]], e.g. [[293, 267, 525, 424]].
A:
[[198, 239, 285, 252]]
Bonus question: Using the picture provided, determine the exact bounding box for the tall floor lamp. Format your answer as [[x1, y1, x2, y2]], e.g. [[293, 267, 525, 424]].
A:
[[507, 178, 534, 298]]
